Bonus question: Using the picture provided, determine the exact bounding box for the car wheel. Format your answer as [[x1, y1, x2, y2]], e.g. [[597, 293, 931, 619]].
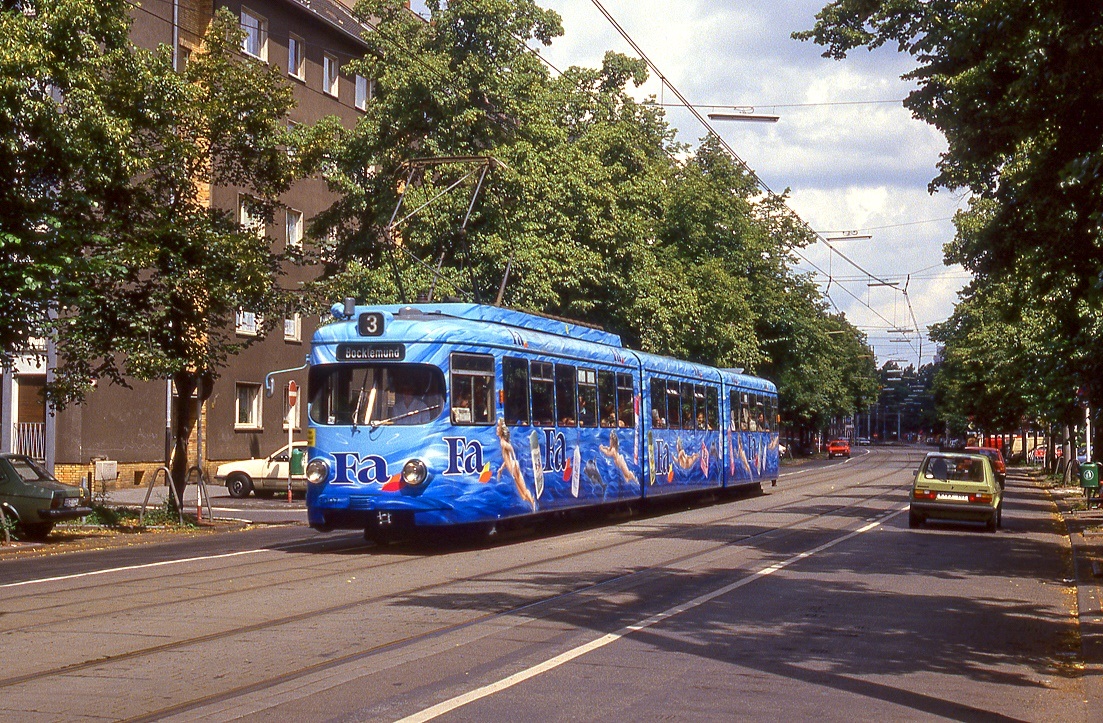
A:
[[996, 505, 1003, 529], [20, 522, 54, 541], [226, 473, 253, 499], [908, 509, 921, 528], [986, 513, 997, 533]]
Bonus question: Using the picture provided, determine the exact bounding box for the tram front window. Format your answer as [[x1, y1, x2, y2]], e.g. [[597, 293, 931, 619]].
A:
[[309, 364, 445, 426]]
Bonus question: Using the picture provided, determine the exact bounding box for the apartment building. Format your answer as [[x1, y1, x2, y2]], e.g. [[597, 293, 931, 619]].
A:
[[0, 0, 380, 488]]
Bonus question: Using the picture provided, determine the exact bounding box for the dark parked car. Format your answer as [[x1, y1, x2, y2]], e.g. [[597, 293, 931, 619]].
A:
[[0, 454, 92, 540]]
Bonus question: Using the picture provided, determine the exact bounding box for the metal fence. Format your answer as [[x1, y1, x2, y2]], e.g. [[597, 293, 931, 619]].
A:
[[15, 422, 46, 462]]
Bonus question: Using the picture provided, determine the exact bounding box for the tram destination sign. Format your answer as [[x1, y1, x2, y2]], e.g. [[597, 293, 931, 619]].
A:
[[335, 343, 406, 362]]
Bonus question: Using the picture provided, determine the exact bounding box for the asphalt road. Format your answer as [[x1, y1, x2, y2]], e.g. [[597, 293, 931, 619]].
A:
[[0, 447, 1088, 721]]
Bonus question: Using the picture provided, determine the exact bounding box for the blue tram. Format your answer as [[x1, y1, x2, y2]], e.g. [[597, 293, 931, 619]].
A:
[[304, 303, 779, 537]]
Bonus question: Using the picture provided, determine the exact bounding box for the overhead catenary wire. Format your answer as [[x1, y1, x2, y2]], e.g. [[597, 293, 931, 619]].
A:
[[587, 0, 926, 355]]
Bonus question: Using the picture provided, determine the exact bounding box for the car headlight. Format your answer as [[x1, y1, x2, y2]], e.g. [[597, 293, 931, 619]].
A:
[[306, 458, 330, 485], [402, 459, 427, 486]]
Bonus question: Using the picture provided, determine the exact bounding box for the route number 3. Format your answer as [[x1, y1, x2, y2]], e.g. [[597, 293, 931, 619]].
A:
[[358, 312, 384, 337]]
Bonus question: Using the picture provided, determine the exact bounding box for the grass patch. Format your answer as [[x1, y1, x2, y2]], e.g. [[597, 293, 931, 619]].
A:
[[81, 499, 198, 530]]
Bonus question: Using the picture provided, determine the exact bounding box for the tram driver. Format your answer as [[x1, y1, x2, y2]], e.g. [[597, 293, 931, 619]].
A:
[[391, 375, 434, 424]]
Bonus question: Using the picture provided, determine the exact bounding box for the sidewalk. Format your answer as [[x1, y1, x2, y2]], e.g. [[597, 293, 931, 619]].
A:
[[1043, 469, 1103, 701]]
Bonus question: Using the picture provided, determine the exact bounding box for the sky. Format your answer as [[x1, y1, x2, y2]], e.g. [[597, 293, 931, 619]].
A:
[[412, 0, 970, 368]]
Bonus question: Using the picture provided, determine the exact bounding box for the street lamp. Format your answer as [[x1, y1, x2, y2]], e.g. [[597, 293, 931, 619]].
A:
[[708, 110, 779, 123]]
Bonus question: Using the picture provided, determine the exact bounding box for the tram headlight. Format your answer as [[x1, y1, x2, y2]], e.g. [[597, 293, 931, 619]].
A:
[[402, 459, 427, 486], [306, 458, 330, 485]]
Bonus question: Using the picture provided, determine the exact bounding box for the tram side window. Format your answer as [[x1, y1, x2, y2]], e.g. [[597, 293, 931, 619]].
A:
[[577, 368, 598, 428], [762, 395, 775, 432], [649, 379, 666, 428], [503, 357, 530, 425], [729, 390, 739, 430], [450, 353, 494, 425], [746, 393, 759, 431], [693, 386, 707, 429], [739, 393, 751, 431], [555, 364, 577, 426], [531, 361, 556, 427], [755, 395, 767, 432], [598, 371, 617, 428], [617, 373, 635, 428], [680, 382, 694, 430], [706, 387, 719, 431], [667, 381, 681, 430]]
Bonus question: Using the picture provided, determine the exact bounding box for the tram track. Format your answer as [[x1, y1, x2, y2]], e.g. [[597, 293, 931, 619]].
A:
[[118, 452, 922, 719], [0, 448, 921, 717]]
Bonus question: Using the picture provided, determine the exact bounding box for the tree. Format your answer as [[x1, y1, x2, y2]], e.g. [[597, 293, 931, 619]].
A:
[[304, 0, 870, 440], [0, 0, 136, 358], [796, 1, 1103, 435], [4, 4, 299, 499]]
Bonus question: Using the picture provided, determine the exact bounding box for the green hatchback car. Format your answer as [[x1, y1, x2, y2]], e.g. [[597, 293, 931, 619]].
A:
[[909, 452, 1003, 531], [0, 454, 92, 540]]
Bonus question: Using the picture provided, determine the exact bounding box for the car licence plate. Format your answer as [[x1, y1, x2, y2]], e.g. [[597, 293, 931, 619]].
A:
[[936, 493, 968, 501], [63, 497, 79, 508]]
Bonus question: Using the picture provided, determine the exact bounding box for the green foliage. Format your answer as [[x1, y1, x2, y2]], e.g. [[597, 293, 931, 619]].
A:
[[78, 498, 194, 529], [50, 9, 298, 401], [299, 0, 877, 433], [1, 3, 299, 404], [0, 0, 137, 359], [797, 0, 1103, 432]]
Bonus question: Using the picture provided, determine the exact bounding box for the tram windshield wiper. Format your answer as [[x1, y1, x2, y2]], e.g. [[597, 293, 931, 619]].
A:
[[351, 372, 376, 432], [370, 403, 442, 428]]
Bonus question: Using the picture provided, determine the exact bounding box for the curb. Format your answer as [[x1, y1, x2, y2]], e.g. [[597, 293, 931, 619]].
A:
[[1042, 470, 1103, 696]]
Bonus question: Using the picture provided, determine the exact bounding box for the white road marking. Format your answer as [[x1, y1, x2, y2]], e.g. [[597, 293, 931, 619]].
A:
[[398, 506, 907, 722], [0, 538, 327, 589]]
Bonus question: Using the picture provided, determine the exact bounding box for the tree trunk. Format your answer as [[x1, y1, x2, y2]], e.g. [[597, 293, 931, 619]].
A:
[[169, 371, 215, 508], [170, 372, 197, 507]]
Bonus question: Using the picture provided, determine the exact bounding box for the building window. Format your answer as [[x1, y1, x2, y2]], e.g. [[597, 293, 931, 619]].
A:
[[241, 8, 267, 61], [323, 52, 338, 97], [288, 33, 304, 79], [235, 383, 262, 429], [284, 313, 301, 342], [177, 45, 191, 72], [239, 195, 264, 237], [286, 208, 303, 250], [355, 75, 372, 110], [236, 309, 260, 336]]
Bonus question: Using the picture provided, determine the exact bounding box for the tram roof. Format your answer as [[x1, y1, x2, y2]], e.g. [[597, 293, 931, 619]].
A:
[[313, 303, 775, 391]]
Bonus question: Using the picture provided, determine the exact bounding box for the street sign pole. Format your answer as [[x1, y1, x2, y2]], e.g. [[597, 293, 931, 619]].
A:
[[287, 380, 299, 503]]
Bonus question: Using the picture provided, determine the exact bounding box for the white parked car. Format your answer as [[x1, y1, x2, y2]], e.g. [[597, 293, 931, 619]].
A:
[[215, 442, 308, 498]]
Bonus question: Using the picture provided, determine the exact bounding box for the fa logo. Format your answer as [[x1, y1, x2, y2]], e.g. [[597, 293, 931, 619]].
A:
[[653, 438, 671, 475], [443, 437, 485, 475], [542, 429, 566, 473], [333, 452, 390, 484]]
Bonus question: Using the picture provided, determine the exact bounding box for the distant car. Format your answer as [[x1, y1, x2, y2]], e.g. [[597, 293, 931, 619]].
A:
[[965, 446, 1007, 488], [826, 439, 851, 459], [215, 442, 308, 498], [909, 452, 1002, 531], [857, 437, 871, 446], [0, 454, 92, 540]]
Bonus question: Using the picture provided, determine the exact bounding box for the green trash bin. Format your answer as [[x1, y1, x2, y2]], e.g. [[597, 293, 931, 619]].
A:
[[1081, 461, 1099, 490], [290, 447, 305, 476]]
